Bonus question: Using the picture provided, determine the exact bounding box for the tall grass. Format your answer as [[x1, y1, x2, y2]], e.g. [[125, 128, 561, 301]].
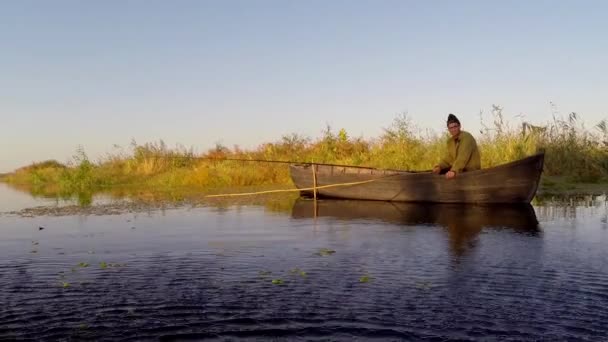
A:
[[4, 106, 608, 199]]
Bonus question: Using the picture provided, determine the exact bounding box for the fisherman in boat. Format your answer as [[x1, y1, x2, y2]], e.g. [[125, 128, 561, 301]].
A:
[[432, 113, 481, 179]]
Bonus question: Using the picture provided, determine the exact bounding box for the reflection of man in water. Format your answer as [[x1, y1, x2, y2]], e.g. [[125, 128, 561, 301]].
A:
[[441, 209, 484, 259], [432, 114, 481, 179], [445, 221, 483, 259], [441, 205, 540, 260]]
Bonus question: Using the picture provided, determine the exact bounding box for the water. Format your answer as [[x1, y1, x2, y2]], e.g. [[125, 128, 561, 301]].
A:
[[1, 185, 607, 341]]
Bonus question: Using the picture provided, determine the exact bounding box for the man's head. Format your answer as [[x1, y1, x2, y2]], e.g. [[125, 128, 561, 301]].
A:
[[447, 113, 461, 137]]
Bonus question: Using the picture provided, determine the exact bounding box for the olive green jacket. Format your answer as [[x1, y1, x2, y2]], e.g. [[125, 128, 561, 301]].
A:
[[437, 131, 481, 173]]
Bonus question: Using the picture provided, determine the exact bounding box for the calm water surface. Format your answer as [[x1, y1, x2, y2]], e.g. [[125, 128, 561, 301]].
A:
[[0, 184, 607, 341]]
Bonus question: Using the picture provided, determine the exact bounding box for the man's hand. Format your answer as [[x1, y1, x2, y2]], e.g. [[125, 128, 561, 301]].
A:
[[446, 170, 456, 179], [432, 166, 441, 174]]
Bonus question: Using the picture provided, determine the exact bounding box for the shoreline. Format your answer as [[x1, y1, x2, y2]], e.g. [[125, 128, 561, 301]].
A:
[[2, 183, 607, 218]]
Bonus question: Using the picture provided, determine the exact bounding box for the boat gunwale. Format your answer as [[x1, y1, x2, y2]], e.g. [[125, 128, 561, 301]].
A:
[[290, 152, 545, 177]]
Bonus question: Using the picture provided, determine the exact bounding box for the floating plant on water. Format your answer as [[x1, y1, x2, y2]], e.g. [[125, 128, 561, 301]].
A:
[[415, 281, 432, 290], [316, 248, 336, 256], [289, 268, 307, 277], [99, 261, 126, 269], [359, 274, 373, 283]]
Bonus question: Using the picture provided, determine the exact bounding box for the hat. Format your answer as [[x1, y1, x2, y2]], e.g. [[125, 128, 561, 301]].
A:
[[447, 113, 460, 126]]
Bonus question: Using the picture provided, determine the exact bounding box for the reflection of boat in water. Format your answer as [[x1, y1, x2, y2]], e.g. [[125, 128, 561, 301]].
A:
[[292, 199, 540, 257], [292, 199, 539, 231]]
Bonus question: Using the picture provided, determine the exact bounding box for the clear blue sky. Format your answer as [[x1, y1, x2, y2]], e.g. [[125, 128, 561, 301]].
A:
[[1, 0, 607, 172]]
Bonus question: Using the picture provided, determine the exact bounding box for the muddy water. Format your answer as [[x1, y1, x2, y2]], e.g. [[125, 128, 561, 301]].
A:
[[0, 184, 607, 341]]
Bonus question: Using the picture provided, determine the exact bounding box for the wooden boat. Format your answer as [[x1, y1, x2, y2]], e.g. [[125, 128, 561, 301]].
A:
[[289, 152, 544, 204]]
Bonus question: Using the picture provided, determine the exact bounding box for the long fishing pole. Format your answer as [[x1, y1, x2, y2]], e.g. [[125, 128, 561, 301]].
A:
[[158, 156, 431, 173]]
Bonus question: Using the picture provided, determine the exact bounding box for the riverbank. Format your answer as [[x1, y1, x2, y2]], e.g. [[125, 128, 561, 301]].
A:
[[2, 111, 607, 199]]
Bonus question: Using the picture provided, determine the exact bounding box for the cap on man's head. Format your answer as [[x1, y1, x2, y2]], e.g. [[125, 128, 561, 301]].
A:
[[447, 113, 460, 126]]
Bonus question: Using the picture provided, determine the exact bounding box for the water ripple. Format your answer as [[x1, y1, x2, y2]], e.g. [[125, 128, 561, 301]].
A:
[[1, 201, 608, 340]]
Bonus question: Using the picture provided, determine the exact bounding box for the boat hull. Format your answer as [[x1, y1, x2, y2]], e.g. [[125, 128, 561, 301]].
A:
[[289, 153, 544, 204]]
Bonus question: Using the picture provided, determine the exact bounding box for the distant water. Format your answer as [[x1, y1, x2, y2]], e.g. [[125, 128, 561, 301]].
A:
[[1, 185, 607, 341], [0, 183, 67, 211]]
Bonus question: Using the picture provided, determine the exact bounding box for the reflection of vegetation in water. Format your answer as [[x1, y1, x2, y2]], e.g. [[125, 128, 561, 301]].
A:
[[2, 108, 608, 200], [533, 193, 608, 207], [4, 178, 301, 213]]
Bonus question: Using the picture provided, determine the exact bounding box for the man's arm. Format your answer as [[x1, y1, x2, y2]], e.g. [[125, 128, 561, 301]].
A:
[[437, 157, 451, 170]]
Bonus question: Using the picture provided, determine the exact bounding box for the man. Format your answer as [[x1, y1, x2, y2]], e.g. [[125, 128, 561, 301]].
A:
[[432, 113, 481, 179]]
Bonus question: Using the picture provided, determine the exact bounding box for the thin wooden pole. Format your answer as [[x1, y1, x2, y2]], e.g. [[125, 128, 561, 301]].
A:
[[312, 163, 317, 201], [312, 163, 318, 219]]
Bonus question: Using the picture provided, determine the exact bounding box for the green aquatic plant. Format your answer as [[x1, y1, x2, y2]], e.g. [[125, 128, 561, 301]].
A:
[[359, 275, 372, 283], [316, 248, 336, 256], [271, 279, 284, 285], [289, 268, 307, 277], [415, 281, 432, 290], [98, 262, 126, 268]]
